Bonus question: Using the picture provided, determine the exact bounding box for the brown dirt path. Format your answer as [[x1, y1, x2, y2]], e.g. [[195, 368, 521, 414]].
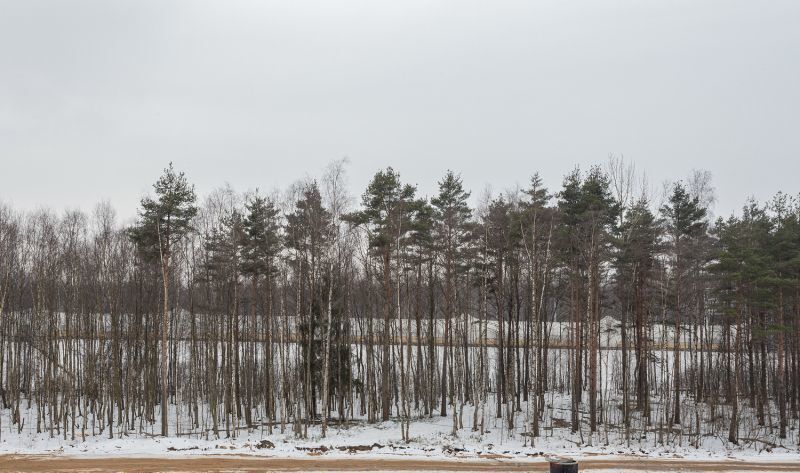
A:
[[0, 455, 799, 472]]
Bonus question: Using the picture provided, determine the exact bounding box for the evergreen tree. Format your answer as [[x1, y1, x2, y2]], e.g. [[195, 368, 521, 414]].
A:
[[661, 182, 707, 426], [241, 193, 281, 282], [481, 196, 513, 420], [711, 201, 774, 443], [240, 192, 281, 428], [128, 162, 197, 436], [285, 182, 333, 431], [557, 166, 619, 433], [344, 167, 421, 421], [203, 208, 246, 433], [768, 193, 800, 439], [431, 170, 472, 417], [614, 198, 660, 422], [517, 173, 554, 435]]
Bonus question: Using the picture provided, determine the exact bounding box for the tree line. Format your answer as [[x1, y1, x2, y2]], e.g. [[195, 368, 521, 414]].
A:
[[0, 158, 798, 447]]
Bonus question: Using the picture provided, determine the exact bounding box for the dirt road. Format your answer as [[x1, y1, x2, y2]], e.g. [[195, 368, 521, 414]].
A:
[[0, 455, 799, 472]]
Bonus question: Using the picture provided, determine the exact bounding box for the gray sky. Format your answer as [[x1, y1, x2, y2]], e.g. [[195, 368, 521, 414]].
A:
[[1, 0, 798, 221]]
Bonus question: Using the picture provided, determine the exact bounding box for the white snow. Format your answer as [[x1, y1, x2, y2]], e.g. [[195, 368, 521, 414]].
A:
[[2, 399, 798, 466]]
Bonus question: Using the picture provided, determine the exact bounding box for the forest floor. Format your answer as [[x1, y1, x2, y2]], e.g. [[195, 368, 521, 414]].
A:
[[2, 455, 800, 472], [3, 400, 800, 471]]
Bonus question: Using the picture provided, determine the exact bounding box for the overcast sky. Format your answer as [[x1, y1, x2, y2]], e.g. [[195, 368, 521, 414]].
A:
[[1, 0, 798, 221]]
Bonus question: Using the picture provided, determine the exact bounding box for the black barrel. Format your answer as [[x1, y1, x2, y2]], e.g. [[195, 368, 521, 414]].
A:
[[548, 457, 578, 473]]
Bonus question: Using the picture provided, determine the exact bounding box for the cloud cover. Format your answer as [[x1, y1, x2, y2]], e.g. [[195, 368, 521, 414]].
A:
[[1, 0, 798, 218]]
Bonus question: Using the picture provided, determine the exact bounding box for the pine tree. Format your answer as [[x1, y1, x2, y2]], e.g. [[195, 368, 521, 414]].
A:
[[285, 182, 333, 433], [431, 170, 472, 418], [480, 196, 513, 420], [517, 173, 554, 437], [661, 182, 707, 426], [344, 167, 421, 421], [711, 201, 775, 443], [128, 162, 197, 436], [204, 209, 246, 435], [240, 192, 281, 429], [614, 198, 660, 423], [557, 167, 619, 433], [769, 193, 800, 439]]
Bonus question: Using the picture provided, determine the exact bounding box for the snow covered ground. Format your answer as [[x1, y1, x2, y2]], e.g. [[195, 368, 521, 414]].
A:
[[1, 327, 796, 469], [2, 402, 799, 467]]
